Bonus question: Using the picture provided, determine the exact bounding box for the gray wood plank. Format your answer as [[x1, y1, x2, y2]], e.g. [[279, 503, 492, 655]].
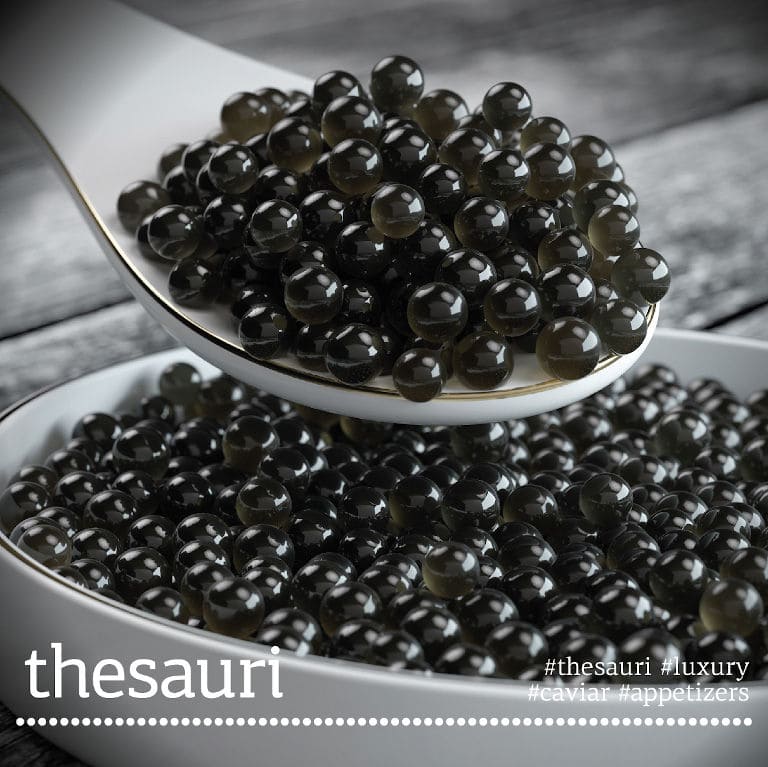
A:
[[0, 302, 175, 410], [0, 707, 83, 767], [619, 101, 768, 330], [0, 103, 130, 338], [123, 0, 768, 141]]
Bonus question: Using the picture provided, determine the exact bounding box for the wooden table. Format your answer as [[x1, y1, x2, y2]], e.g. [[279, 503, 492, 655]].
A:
[[1, 0, 767, 762]]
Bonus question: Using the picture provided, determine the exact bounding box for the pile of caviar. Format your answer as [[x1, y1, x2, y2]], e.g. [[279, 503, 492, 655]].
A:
[[117, 55, 671, 402], [3, 360, 767, 681]]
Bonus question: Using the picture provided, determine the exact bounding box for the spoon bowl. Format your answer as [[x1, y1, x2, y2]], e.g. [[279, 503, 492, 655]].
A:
[[0, 0, 658, 424]]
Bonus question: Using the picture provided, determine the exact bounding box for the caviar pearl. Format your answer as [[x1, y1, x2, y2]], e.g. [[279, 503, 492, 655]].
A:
[[118, 57, 674, 399], [284, 266, 343, 325], [415, 89, 469, 142], [222, 416, 279, 473], [0, 481, 50, 534], [699, 577, 764, 636], [249, 200, 303, 253], [239, 303, 295, 360], [588, 205, 640, 257], [117, 180, 172, 231], [442, 479, 500, 531], [318, 582, 383, 636], [536, 318, 601, 380], [452, 331, 514, 390], [370, 55, 424, 113], [453, 197, 509, 252], [407, 282, 468, 342], [579, 473, 632, 528], [321, 96, 382, 148], [398, 606, 459, 662], [485, 621, 548, 677], [370, 183, 425, 238], [438, 128, 495, 187], [327, 138, 383, 194], [502, 484, 559, 531], [203, 577, 265, 637], [649, 549, 709, 612], [325, 324, 385, 384], [422, 542, 480, 598], [112, 427, 170, 480], [236, 478, 292, 528], [538, 229, 593, 272], [136, 586, 190, 623], [477, 149, 529, 205], [569, 135, 617, 189], [418, 163, 467, 215], [114, 547, 171, 603], [435, 248, 498, 305], [519, 116, 571, 151], [573, 180, 636, 230], [456, 588, 519, 643], [612, 247, 671, 305], [266, 117, 323, 174], [510, 201, 560, 252], [482, 82, 532, 131], [207, 144, 258, 194], [484, 278, 542, 337], [14, 521, 72, 567], [434, 643, 497, 676], [524, 142, 575, 199], [147, 205, 202, 261], [392, 349, 444, 403], [220, 91, 272, 141], [379, 126, 436, 184], [592, 299, 648, 354]]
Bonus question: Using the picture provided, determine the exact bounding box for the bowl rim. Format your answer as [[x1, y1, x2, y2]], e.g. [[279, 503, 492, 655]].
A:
[[2, 328, 768, 697]]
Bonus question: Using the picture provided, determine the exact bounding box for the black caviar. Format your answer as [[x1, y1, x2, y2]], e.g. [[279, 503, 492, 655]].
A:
[[118, 56, 670, 402], [5, 359, 768, 683]]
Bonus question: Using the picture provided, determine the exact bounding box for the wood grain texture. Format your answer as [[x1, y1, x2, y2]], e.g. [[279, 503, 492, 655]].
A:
[[122, 0, 768, 142], [619, 101, 768, 330], [0, 708, 83, 767], [0, 103, 130, 338], [0, 302, 176, 410]]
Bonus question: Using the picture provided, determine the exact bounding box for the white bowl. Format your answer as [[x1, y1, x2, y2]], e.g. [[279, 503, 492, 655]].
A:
[[0, 328, 766, 767]]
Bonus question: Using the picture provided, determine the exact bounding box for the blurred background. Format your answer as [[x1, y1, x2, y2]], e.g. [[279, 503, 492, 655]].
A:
[[0, 1, 767, 759]]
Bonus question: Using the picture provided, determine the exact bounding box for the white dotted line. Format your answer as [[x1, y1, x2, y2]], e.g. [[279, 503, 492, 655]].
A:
[[15, 716, 753, 728]]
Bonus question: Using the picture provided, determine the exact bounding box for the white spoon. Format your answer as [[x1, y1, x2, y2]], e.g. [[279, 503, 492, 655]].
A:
[[0, 0, 658, 425]]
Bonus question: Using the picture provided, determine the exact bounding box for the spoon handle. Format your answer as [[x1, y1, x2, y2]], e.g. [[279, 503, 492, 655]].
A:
[[0, 0, 309, 218]]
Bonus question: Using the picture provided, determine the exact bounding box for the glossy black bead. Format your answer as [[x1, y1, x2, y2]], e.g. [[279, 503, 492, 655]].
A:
[[325, 323, 384, 384], [114, 546, 171, 603], [299, 190, 354, 247], [509, 201, 560, 252], [453, 197, 509, 252], [485, 620, 549, 677], [335, 221, 394, 279], [418, 162, 467, 216]]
